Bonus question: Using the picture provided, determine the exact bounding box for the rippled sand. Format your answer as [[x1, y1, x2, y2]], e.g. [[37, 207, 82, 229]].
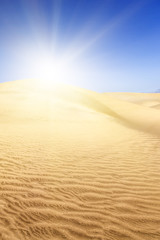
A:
[[0, 79, 160, 240]]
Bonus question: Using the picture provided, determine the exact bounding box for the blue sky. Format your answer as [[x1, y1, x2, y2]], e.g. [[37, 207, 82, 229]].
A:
[[0, 0, 160, 92]]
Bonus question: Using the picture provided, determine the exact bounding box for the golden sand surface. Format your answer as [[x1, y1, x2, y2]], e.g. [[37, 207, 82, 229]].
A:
[[0, 79, 160, 240]]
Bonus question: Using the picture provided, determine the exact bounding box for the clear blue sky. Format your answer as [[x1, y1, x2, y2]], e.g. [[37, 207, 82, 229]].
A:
[[0, 0, 160, 92]]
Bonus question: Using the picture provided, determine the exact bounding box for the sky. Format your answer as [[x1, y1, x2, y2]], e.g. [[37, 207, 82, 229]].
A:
[[0, 0, 160, 92]]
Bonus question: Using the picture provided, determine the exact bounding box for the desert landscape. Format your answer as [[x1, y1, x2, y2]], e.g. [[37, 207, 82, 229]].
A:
[[0, 79, 160, 240]]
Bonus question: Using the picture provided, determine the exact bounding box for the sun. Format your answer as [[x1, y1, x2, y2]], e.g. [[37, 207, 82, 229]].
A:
[[21, 48, 79, 90], [12, 40, 86, 89], [34, 58, 68, 86], [29, 54, 70, 82]]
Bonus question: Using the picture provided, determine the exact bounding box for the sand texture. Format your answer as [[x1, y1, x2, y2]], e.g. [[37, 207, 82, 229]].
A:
[[0, 79, 160, 240]]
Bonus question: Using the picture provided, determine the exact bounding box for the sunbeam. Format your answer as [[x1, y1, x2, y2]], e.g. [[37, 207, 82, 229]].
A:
[[0, 0, 159, 93]]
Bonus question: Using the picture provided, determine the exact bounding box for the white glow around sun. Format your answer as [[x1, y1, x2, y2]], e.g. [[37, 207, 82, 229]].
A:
[[11, 40, 83, 88], [28, 54, 74, 85], [2, 0, 144, 92]]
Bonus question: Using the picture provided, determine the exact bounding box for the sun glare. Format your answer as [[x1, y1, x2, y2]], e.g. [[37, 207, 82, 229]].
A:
[[16, 44, 81, 89], [32, 56, 70, 87]]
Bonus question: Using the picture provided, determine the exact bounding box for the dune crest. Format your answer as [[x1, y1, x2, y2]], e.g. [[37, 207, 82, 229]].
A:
[[0, 79, 160, 240]]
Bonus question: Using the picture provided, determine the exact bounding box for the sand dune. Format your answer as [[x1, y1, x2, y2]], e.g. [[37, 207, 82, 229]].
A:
[[0, 79, 160, 240], [104, 92, 160, 107]]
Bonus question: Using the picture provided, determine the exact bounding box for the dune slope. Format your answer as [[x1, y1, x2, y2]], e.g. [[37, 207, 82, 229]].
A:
[[0, 79, 160, 240]]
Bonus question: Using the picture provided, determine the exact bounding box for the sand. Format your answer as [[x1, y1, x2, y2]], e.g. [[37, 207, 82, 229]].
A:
[[0, 79, 160, 240]]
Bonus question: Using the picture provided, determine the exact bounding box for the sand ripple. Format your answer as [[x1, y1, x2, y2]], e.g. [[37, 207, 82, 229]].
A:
[[0, 80, 160, 240]]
